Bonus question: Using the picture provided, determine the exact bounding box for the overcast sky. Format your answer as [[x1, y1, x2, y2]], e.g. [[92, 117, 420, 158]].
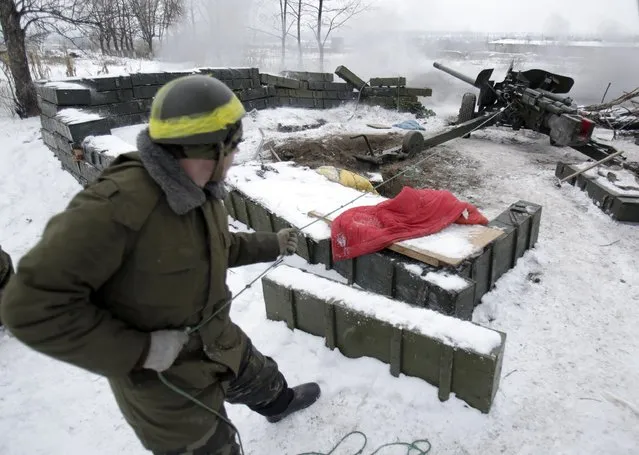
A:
[[352, 0, 639, 35]]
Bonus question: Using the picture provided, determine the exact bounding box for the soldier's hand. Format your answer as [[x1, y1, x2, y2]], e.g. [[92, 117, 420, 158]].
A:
[[142, 330, 189, 372], [277, 228, 298, 256]]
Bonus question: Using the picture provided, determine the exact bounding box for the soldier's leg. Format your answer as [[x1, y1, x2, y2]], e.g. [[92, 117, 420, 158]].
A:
[[224, 339, 293, 416], [152, 406, 241, 455], [224, 339, 320, 422]]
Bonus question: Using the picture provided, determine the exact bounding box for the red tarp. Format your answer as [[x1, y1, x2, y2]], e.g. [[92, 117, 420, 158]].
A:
[[331, 187, 489, 261]]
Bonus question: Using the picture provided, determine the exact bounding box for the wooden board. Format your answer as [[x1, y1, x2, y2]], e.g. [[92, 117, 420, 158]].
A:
[[366, 123, 392, 129], [308, 210, 505, 267]]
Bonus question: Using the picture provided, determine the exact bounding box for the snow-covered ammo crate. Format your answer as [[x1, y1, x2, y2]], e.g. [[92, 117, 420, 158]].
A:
[[224, 162, 542, 413], [555, 162, 639, 222], [225, 162, 542, 321], [262, 265, 506, 413]]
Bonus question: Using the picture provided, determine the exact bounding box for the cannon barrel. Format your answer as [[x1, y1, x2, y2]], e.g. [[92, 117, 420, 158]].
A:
[[433, 62, 478, 87], [537, 89, 574, 106]]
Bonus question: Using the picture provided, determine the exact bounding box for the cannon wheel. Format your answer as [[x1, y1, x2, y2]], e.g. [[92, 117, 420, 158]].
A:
[[458, 92, 477, 138], [401, 131, 424, 154]]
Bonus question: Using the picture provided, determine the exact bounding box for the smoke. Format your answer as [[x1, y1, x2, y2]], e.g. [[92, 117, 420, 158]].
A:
[[155, 0, 639, 110], [157, 0, 256, 67]]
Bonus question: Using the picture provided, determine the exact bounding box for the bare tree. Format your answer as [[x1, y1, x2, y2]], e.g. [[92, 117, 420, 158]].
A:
[[288, 0, 304, 66], [0, 0, 96, 118], [85, 0, 133, 56], [129, 0, 161, 56], [129, 0, 183, 57], [278, 0, 288, 64], [306, 0, 367, 71], [159, 0, 183, 43]]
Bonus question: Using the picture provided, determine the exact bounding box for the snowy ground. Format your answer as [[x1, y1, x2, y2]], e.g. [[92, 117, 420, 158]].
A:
[[2, 50, 639, 453], [2, 102, 639, 455]]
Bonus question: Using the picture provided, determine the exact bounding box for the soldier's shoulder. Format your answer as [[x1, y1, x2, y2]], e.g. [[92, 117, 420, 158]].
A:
[[86, 152, 162, 231]]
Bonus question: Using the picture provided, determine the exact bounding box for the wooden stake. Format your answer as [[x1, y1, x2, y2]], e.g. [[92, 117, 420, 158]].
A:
[[558, 149, 625, 184]]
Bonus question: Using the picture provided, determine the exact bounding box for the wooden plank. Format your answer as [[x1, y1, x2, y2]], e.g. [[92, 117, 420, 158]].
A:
[[308, 210, 504, 267]]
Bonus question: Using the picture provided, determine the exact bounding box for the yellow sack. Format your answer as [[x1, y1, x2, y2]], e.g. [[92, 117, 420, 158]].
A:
[[316, 166, 379, 194]]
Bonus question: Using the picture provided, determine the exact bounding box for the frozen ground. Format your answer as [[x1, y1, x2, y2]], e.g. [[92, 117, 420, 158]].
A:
[[2, 47, 639, 453], [1, 99, 639, 454]]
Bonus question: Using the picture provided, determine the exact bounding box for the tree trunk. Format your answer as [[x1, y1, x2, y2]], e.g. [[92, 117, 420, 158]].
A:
[[316, 0, 323, 72], [297, 0, 302, 66], [146, 36, 154, 57], [0, 0, 39, 118], [111, 30, 120, 53], [105, 34, 112, 54], [281, 35, 286, 67], [280, 0, 287, 67], [318, 41, 324, 72], [99, 33, 106, 54]]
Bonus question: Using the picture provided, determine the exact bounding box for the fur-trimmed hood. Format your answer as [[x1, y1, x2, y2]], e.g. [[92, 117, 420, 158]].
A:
[[136, 127, 227, 215]]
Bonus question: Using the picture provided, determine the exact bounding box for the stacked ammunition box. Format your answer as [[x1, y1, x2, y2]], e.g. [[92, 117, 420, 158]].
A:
[[335, 65, 434, 117], [222, 178, 543, 414], [263, 70, 356, 109], [37, 66, 435, 185]]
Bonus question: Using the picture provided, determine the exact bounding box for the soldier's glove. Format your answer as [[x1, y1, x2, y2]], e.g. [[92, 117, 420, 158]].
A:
[[142, 330, 189, 372], [277, 228, 298, 256]]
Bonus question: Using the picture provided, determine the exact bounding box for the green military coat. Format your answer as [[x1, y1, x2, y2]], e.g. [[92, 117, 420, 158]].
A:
[[0, 153, 281, 451]]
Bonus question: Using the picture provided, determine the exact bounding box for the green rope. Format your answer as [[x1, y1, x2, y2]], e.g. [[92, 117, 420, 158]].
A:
[[160, 369, 431, 455], [157, 372, 246, 455], [297, 431, 432, 455]]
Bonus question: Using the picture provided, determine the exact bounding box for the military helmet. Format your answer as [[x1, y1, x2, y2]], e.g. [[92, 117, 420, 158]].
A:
[[148, 74, 246, 158]]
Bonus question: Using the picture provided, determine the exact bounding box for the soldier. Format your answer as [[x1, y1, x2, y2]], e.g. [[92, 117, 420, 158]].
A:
[[1, 75, 321, 454], [0, 244, 14, 326]]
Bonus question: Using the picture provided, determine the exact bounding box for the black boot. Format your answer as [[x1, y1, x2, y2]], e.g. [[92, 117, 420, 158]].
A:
[[266, 382, 321, 423]]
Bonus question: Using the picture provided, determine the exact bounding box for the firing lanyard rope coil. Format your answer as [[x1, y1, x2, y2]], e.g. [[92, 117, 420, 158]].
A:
[[157, 106, 507, 454]]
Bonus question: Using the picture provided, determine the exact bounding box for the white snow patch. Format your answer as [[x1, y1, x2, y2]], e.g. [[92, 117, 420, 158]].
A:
[[111, 124, 147, 146], [103, 105, 440, 166], [489, 38, 639, 48], [395, 224, 480, 259], [367, 172, 384, 183], [227, 161, 382, 240], [268, 264, 502, 356], [399, 263, 471, 291], [56, 108, 103, 124], [42, 81, 88, 90], [424, 271, 470, 292], [574, 163, 639, 197], [83, 135, 137, 157], [401, 263, 424, 276]]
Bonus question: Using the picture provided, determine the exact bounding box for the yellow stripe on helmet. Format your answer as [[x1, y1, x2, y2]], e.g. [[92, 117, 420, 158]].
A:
[[149, 95, 246, 141]]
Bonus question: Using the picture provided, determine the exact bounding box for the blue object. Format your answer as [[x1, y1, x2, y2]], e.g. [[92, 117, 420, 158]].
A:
[[392, 119, 425, 131]]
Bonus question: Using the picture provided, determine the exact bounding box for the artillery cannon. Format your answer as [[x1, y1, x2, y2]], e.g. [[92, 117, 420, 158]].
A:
[[433, 61, 595, 148], [354, 62, 634, 173]]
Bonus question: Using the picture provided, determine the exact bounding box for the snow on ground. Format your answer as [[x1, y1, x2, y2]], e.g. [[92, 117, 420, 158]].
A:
[[110, 103, 448, 164], [36, 54, 196, 84], [1, 100, 639, 455]]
